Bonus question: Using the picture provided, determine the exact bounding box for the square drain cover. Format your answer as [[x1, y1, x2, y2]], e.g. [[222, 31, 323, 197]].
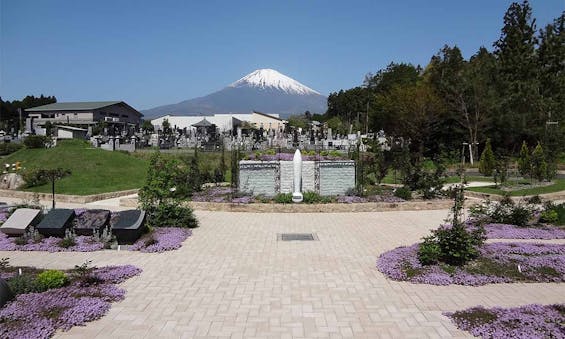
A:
[[278, 233, 318, 241]]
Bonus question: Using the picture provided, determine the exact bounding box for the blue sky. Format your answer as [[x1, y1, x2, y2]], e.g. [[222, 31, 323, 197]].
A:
[[1, 0, 563, 110]]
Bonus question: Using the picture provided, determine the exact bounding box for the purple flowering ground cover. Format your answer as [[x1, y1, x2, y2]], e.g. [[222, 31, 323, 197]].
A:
[[246, 152, 346, 161], [481, 223, 565, 239], [0, 265, 142, 339], [376, 242, 565, 286], [0, 232, 104, 252], [129, 227, 191, 253], [445, 304, 565, 339], [191, 186, 253, 203]]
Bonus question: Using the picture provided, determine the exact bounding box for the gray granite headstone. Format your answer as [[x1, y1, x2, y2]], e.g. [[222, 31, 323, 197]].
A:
[[0, 208, 42, 236]]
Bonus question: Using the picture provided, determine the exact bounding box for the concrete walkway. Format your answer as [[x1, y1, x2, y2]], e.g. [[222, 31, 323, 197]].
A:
[[0, 194, 136, 211], [3, 209, 564, 338]]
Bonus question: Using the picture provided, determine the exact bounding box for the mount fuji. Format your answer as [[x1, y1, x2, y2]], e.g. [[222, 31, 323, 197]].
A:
[[141, 69, 327, 119]]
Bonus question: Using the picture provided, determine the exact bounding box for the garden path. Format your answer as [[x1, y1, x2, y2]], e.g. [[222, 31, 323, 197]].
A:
[[3, 209, 564, 338]]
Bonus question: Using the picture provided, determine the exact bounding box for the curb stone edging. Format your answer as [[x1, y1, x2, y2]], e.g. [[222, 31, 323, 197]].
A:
[[120, 197, 456, 213], [0, 189, 139, 204]]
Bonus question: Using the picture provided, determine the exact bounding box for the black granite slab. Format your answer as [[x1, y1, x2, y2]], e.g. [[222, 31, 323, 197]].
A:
[[36, 209, 75, 237], [73, 209, 111, 236], [110, 210, 146, 244]]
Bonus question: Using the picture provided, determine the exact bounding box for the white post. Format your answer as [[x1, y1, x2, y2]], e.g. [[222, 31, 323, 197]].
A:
[[292, 149, 303, 203], [469, 144, 474, 165]]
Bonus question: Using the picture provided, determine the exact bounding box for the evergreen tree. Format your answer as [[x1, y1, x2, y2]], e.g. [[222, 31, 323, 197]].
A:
[[188, 153, 202, 193], [373, 144, 390, 185], [425, 45, 468, 154], [517, 141, 530, 177], [364, 62, 420, 92], [530, 142, 547, 182], [538, 12, 565, 167], [479, 138, 496, 176], [493, 1, 541, 150]]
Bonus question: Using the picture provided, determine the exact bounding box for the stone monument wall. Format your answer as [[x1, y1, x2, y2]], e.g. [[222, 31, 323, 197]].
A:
[[239, 161, 279, 196], [239, 160, 354, 196], [279, 161, 293, 193], [319, 161, 356, 196], [302, 162, 316, 192]]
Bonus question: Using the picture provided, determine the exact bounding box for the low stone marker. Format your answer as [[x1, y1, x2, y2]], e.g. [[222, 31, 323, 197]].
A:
[[37, 209, 76, 237], [110, 210, 146, 244], [73, 209, 111, 236], [0, 208, 42, 236]]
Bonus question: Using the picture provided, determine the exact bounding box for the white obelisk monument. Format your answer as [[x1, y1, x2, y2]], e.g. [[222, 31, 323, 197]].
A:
[[292, 149, 303, 203]]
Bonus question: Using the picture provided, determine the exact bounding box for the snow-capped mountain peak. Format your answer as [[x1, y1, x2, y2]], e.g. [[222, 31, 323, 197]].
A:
[[229, 69, 320, 95]]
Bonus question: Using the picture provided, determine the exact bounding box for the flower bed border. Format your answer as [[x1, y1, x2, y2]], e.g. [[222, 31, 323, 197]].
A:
[[377, 242, 565, 286], [0, 265, 142, 338], [445, 304, 565, 338]]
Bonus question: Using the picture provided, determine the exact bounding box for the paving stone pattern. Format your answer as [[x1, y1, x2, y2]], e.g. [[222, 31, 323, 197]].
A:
[[3, 209, 564, 338]]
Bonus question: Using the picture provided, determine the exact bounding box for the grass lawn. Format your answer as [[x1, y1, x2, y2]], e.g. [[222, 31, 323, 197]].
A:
[[466, 178, 565, 196], [1, 140, 148, 195], [445, 176, 494, 184], [380, 172, 493, 185]]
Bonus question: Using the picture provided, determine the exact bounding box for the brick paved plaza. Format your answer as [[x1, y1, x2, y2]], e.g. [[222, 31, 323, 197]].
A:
[[3, 209, 565, 338]]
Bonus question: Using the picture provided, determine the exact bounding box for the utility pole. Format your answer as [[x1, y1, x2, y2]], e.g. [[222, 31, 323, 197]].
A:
[[366, 99, 369, 135], [18, 108, 23, 135]]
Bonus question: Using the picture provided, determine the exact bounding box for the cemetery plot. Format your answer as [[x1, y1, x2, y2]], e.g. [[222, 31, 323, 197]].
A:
[[73, 209, 111, 236], [110, 210, 147, 244], [0, 208, 42, 237], [36, 209, 75, 237]]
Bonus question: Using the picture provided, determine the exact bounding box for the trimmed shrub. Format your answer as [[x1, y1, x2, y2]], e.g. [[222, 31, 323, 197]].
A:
[[7, 274, 39, 295], [147, 201, 198, 228], [540, 202, 565, 226], [418, 223, 486, 267], [21, 168, 49, 188], [23, 135, 50, 149], [530, 142, 547, 182], [0, 142, 23, 156], [417, 238, 441, 265], [517, 141, 530, 177], [35, 270, 68, 291], [479, 138, 496, 176], [394, 186, 412, 200], [539, 210, 558, 224]]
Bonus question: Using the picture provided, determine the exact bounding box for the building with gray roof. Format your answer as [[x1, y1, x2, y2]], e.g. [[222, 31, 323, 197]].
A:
[[25, 101, 143, 136]]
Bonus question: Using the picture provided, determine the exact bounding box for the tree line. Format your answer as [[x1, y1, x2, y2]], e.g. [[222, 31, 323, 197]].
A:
[[323, 1, 564, 161], [0, 95, 57, 132]]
